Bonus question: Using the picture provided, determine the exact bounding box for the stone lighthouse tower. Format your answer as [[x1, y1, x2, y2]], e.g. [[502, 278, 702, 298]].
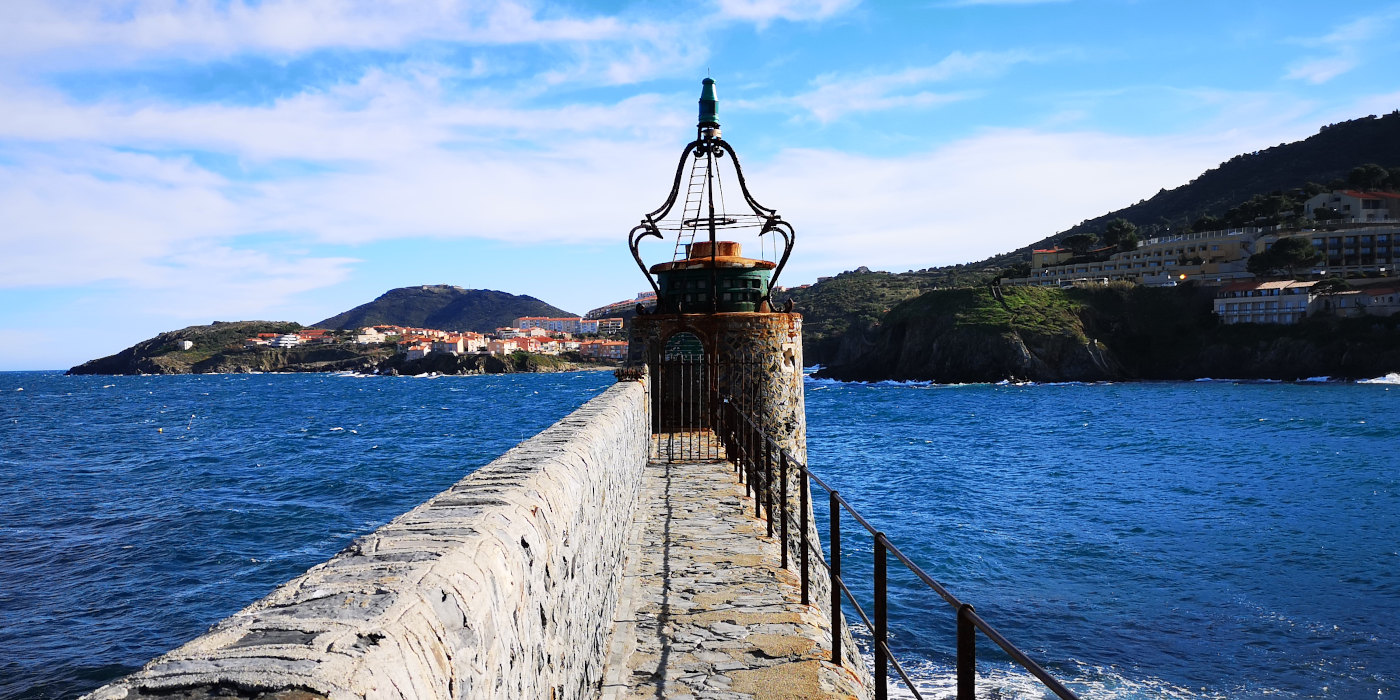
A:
[[628, 78, 805, 462]]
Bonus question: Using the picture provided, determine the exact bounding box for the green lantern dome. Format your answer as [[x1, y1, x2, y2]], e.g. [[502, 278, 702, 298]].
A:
[[698, 78, 719, 128]]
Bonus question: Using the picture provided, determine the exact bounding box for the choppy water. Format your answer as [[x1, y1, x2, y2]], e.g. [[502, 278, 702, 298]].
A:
[[0, 371, 613, 699], [805, 376, 1400, 699], [2, 370, 1398, 699]]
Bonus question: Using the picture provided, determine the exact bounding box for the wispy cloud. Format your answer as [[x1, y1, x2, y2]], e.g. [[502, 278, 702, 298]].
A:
[[714, 0, 860, 27], [785, 49, 1056, 122], [940, 0, 1070, 6], [0, 1, 643, 60], [1284, 7, 1400, 84]]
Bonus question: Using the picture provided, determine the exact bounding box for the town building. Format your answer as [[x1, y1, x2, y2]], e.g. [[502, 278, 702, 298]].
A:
[[1291, 228, 1400, 274], [578, 340, 628, 360], [586, 291, 656, 319], [1214, 280, 1318, 324], [512, 316, 626, 335], [1022, 228, 1259, 287], [1304, 190, 1400, 223], [354, 327, 387, 344]]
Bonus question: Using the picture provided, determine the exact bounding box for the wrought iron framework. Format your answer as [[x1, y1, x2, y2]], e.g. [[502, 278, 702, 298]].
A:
[[627, 135, 795, 308]]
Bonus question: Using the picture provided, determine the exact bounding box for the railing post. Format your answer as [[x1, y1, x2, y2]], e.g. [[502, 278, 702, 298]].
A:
[[957, 603, 976, 700], [779, 450, 789, 569], [799, 460, 809, 605], [752, 422, 761, 520], [764, 437, 774, 536], [830, 490, 842, 667], [875, 533, 888, 700]]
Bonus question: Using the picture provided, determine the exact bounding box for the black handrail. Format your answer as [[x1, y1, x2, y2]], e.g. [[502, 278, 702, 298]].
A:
[[718, 397, 1081, 700]]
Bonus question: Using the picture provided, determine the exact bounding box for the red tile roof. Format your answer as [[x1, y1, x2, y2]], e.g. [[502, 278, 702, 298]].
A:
[[1339, 190, 1400, 200]]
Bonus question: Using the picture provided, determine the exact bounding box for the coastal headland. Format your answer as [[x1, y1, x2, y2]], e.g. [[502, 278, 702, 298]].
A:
[[66, 321, 617, 376], [816, 283, 1400, 383]]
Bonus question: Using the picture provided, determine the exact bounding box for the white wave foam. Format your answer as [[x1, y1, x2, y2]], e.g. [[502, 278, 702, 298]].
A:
[[1301, 376, 1332, 383], [1358, 372, 1400, 385], [876, 657, 1242, 700]]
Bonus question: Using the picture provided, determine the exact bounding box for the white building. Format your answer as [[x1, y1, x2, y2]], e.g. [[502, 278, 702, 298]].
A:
[[269, 334, 301, 348], [1214, 280, 1318, 324], [354, 327, 387, 344], [1304, 190, 1400, 223]]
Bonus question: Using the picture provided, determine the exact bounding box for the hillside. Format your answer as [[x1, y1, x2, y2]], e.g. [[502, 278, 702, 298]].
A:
[[315, 285, 575, 332], [777, 266, 990, 365], [817, 285, 1400, 383], [63, 321, 384, 375], [963, 111, 1400, 271], [66, 321, 608, 375], [778, 112, 1400, 363]]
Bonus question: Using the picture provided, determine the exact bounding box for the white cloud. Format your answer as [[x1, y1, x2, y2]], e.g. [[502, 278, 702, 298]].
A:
[[941, 0, 1069, 5], [1283, 7, 1400, 84], [1284, 56, 1358, 85], [785, 50, 1052, 122], [745, 123, 1319, 279], [0, 1, 643, 61], [714, 0, 859, 26]]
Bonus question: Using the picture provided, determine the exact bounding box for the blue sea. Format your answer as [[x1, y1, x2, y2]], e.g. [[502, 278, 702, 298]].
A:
[[2, 370, 1398, 699]]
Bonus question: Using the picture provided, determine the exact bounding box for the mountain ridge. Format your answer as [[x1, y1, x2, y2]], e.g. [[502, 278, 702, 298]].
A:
[[315, 285, 575, 332], [780, 111, 1400, 364]]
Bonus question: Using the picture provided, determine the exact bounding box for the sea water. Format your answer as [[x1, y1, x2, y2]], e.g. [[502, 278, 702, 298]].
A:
[[2, 371, 1397, 699], [804, 377, 1400, 699]]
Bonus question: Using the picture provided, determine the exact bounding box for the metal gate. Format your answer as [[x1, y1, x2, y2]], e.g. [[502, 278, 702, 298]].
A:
[[650, 336, 766, 462]]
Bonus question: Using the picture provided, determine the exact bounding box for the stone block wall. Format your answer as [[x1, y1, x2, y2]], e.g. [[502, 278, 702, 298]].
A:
[[85, 380, 650, 700]]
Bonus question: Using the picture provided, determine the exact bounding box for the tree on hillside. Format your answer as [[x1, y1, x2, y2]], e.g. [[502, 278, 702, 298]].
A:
[[1191, 215, 1221, 233], [1348, 163, 1390, 190], [1313, 276, 1351, 295], [1312, 206, 1345, 222], [1103, 218, 1136, 246], [1002, 262, 1031, 280], [1247, 237, 1320, 276], [1062, 233, 1099, 255]]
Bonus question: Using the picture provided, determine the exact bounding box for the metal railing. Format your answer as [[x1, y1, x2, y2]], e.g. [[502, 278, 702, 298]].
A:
[[716, 396, 1081, 700]]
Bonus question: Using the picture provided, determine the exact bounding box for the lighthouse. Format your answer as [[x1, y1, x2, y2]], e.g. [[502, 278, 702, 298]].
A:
[[628, 78, 805, 463]]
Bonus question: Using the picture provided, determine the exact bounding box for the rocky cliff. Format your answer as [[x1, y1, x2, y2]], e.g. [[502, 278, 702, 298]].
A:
[[817, 285, 1400, 383]]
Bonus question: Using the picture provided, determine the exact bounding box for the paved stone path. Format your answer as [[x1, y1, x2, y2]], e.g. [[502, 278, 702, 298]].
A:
[[600, 437, 866, 700]]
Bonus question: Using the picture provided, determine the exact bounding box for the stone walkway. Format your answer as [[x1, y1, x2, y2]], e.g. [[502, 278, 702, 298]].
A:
[[599, 437, 866, 700]]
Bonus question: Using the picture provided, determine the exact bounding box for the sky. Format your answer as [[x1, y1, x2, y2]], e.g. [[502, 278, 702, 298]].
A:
[[3, 0, 1400, 371]]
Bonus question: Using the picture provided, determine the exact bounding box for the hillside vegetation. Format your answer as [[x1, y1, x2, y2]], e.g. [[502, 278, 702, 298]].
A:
[[781, 112, 1400, 364], [66, 320, 409, 375], [315, 285, 574, 333], [818, 285, 1400, 382], [68, 321, 608, 376]]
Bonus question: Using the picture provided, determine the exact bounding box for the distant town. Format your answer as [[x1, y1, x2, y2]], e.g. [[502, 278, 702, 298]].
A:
[[241, 313, 632, 362], [1013, 189, 1400, 325]]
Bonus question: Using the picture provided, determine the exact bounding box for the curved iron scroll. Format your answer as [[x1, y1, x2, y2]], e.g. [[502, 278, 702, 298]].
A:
[[628, 137, 796, 302]]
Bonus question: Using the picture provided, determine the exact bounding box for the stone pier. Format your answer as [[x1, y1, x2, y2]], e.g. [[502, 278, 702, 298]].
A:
[[81, 382, 870, 700], [600, 440, 868, 700]]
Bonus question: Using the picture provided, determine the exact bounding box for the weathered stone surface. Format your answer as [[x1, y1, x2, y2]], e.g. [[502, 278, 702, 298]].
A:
[[85, 381, 650, 700], [599, 452, 870, 700]]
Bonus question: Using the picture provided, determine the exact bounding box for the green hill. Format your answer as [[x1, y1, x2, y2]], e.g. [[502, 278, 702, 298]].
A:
[[816, 285, 1400, 383], [315, 285, 575, 332], [780, 111, 1400, 364], [963, 110, 1400, 272]]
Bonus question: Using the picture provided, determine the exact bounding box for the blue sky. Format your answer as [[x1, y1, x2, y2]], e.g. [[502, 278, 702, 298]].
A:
[[3, 0, 1399, 370]]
